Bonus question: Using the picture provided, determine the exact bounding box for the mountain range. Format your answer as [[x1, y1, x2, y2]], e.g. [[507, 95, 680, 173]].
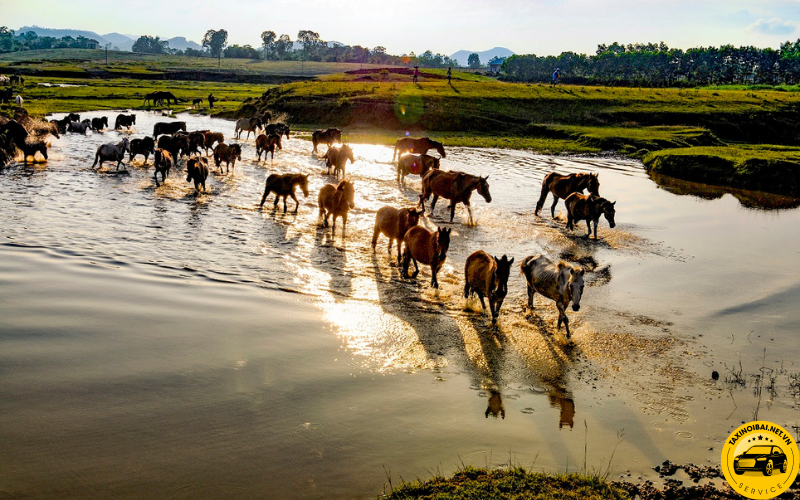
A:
[[449, 47, 515, 67], [16, 26, 202, 52]]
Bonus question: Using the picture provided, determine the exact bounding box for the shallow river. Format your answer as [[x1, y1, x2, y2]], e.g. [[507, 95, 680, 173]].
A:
[[1, 111, 799, 499]]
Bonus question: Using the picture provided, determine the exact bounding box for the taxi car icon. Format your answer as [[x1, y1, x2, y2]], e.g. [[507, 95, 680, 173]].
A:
[[734, 445, 788, 476]]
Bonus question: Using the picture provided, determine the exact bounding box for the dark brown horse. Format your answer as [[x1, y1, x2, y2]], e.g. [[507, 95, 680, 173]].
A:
[[153, 148, 174, 187], [393, 137, 446, 161], [264, 123, 290, 139], [397, 153, 440, 184], [213, 143, 242, 174], [371, 206, 424, 265], [202, 131, 224, 155], [323, 144, 354, 178], [419, 170, 492, 224], [18, 141, 48, 163], [153, 121, 186, 139], [311, 128, 342, 153], [318, 180, 355, 232], [260, 173, 310, 213], [129, 137, 156, 163], [90, 116, 108, 131], [255, 133, 282, 161], [535, 172, 599, 218], [157, 134, 190, 160], [114, 114, 136, 130], [565, 193, 616, 239], [402, 226, 452, 289], [464, 251, 514, 324], [186, 157, 209, 192]]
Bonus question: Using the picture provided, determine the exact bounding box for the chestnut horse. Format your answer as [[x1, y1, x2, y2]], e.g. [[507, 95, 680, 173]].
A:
[[565, 193, 616, 239], [318, 180, 355, 232], [534, 172, 599, 218], [397, 153, 439, 184], [186, 157, 209, 192], [419, 170, 491, 224], [153, 148, 174, 187], [392, 137, 446, 162], [464, 251, 514, 324], [520, 254, 584, 339], [213, 143, 242, 174], [255, 133, 282, 161], [372, 206, 424, 265], [259, 173, 310, 213], [323, 144, 354, 178], [402, 226, 452, 289], [202, 131, 224, 155]]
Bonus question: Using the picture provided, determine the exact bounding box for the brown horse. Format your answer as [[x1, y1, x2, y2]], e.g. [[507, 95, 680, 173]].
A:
[[392, 137, 446, 161], [419, 170, 492, 224], [157, 134, 190, 160], [213, 143, 242, 174], [372, 206, 424, 265], [520, 254, 584, 339], [535, 172, 599, 218], [260, 173, 310, 213], [153, 148, 174, 187], [318, 180, 355, 232], [397, 154, 440, 184], [323, 144, 354, 178], [565, 193, 616, 239], [186, 157, 209, 192], [255, 133, 282, 161], [203, 131, 224, 155], [464, 251, 514, 324], [402, 226, 452, 289], [311, 128, 342, 153]]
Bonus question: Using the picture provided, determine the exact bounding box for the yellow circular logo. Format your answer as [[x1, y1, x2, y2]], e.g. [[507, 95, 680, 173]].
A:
[[721, 421, 799, 499]]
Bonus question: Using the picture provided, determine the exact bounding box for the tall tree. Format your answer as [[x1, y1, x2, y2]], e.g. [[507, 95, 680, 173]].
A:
[[260, 30, 276, 59], [297, 30, 320, 71], [132, 35, 168, 54], [203, 29, 228, 69], [468, 53, 481, 68], [275, 34, 293, 60]]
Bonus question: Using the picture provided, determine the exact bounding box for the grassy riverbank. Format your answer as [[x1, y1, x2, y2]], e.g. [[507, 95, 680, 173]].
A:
[[241, 70, 800, 196]]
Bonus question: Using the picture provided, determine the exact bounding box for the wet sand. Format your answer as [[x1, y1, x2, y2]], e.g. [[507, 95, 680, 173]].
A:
[[1, 111, 799, 499]]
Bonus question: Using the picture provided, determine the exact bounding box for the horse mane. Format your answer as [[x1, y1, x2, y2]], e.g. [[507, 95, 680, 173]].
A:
[[336, 179, 348, 189]]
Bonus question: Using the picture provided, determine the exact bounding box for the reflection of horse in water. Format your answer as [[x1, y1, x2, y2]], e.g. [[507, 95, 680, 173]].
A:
[[485, 390, 506, 419], [548, 388, 575, 429]]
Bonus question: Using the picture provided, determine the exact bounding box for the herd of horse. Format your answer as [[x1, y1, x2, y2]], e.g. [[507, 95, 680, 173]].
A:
[[0, 108, 620, 339]]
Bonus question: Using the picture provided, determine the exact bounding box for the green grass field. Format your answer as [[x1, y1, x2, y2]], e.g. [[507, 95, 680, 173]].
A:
[[0, 49, 400, 78]]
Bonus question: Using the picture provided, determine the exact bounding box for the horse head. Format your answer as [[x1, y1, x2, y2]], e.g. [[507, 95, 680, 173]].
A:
[[405, 207, 424, 228], [300, 174, 310, 197], [433, 139, 446, 158], [477, 175, 492, 203], [587, 173, 600, 195], [493, 255, 514, 299], [337, 180, 355, 209], [233, 144, 242, 160], [341, 144, 354, 164], [121, 138, 130, 152], [562, 265, 585, 311], [436, 227, 452, 261], [602, 199, 616, 228]]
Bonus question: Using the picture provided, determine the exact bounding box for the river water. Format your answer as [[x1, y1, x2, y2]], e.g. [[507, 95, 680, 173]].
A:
[[1, 111, 798, 499]]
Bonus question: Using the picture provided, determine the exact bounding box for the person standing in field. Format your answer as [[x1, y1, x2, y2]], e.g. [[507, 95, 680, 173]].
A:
[[208, 93, 217, 109], [552, 68, 561, 86], [413, 66, 419, 83], [447, 67, 452, 84]]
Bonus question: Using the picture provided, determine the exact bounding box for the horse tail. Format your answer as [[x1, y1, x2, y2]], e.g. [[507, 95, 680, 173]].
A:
[[392, 141, 400, 162], [519, 255, 536, 276], [534, 175, 551, 215]]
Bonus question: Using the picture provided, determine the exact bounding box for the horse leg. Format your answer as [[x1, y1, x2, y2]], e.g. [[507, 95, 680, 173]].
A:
[[526, 283, 535, 309], [371, 225, 380, 251], [466, 201, 474, 225], [550, 197, 559, 218], [154, 169, 160, 187], [534, 184, 549, 216], [290, 193, 300, 213], [282, 195, 288, 214], [430, 194, 439, 215], [477, 291, 487, 312], [273, 195, 279, 210], [586, 219, 593, 239], [450, 200, 457, 223], [567, 212, 574, 230], [464, 281, 470, 299]]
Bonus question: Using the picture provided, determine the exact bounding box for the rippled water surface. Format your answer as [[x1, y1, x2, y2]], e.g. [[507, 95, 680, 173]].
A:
[[2, 111, 799, 499]]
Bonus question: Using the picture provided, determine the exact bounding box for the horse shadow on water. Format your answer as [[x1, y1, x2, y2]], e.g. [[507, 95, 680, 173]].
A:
[[312, 226, 353, 300]]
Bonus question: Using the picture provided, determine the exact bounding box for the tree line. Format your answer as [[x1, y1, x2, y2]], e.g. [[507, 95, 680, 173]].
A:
[[0, 27, 100, 51], [502, 41, 800, 86]]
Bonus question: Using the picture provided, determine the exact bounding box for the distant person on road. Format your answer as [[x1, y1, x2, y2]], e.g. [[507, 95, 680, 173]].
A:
[[208, 93, 217, 109], [447, 67, 452, 84], [413, 66, 419, 83], [551, 68, 561, 86]]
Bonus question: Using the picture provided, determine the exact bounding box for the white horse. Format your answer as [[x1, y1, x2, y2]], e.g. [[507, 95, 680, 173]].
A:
[[15, 94, 23, 107], [520, 254, 584, 339]]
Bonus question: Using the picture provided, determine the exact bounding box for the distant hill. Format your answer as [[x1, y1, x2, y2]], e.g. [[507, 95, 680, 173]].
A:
[[16, 26, 202, 53], [450, 47, 515, 67], [164, 37, 202, 52], [101, 32, 135, 51]]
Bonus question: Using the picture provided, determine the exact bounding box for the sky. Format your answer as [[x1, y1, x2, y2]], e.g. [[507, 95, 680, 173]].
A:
[[3, 0, 800, 56]]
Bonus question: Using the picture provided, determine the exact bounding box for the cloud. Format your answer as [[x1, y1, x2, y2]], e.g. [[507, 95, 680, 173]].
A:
[[749, 18, 797, 35]]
